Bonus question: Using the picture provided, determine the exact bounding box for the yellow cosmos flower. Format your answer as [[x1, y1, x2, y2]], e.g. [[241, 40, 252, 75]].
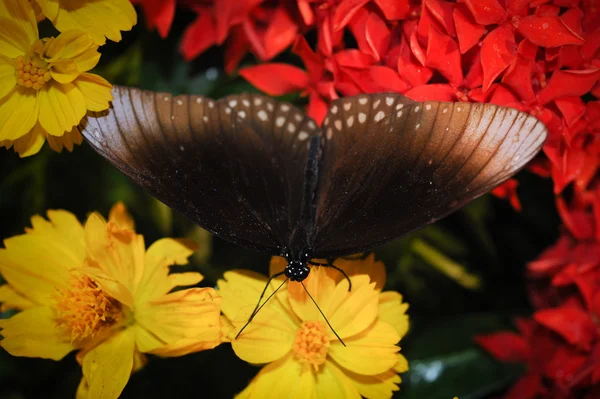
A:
[[34, 0, 137, 45], [0, 0, 112, 157], [0, 203, 223, 399], [218, 254, 410, 399]]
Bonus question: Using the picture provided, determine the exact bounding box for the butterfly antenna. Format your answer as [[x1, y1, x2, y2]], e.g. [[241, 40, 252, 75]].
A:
[[301, 281, 346, 347], [308, 260, 352, 291], [235, 272, 288, 340]]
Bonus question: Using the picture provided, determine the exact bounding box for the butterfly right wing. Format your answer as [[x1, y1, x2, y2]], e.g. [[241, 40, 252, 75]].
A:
[[81, 86, 321, 255], [311, 93, 547, 258]]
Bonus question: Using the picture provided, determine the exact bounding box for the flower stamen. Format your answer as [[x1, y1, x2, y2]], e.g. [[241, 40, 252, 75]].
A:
[[15, 53, 51, 90], [293, 320, 330, 371], [54, 274, 122, 342]]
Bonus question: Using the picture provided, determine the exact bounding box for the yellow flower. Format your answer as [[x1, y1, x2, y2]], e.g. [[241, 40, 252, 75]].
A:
[[218, 254, 410, 399], [35, 0, 137, 45], [0, 0, 112, 157], [0, 203, 223, 399]]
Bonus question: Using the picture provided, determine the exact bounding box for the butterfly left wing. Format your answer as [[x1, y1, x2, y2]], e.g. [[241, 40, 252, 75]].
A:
[[311, 93, 547, 258], [81, 86, 321, 255]]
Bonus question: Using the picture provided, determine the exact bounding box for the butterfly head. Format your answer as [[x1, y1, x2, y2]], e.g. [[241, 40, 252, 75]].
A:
[[282, 248, 311, 282]]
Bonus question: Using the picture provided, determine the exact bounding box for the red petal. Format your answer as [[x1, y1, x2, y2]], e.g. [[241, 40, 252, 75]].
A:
[[475, 332, 530, 362], [580, 30, 600, 62], [463, 49, 483, 89], [425, 0, 456, 37], [417, 6, 443, 43], [489, 84, 519, 105], [537, 69, 600, 104], [263, 8, 298, 59], [410, 29, 427, 66], [333, 0, 370, 31], [516, 15, 585, 47], [481, 25, 516, 92], [240, 64, 310, 95], [426, 25, 463, 85], [243, 19, 266, 60], [138, 0, 176, 38], [293, 37, 324, 82], [502, 55, 536, 101], [534, 4, 560, 17], [556, 196, 595, 240], [453, 4, 486, 54], [350, 7, 390, 61], [370, 65, 410, 92], [560, 8, 584, 39], [297, 0, 314, 25], [397, 58, 434, 87], [506, 0, 528, 17], [224, 26, 250, 73], [557, 45, 584, 69], [517, 39, 538, 59], [334, 49, 376, 68], [373, 0, 411, 20], [492, 179, 522, 211], [535, 305, 596, 349], [307, 91, 329, 125], [463, 0, 506, 25], [505, 373, 542, 399], [405, 84, 457, 101], [180, 13, 216, 61], [555, 96, 586, 127]]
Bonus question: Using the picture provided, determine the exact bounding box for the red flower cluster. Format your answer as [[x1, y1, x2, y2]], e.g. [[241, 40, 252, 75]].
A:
[[133, 1, 600, 397]]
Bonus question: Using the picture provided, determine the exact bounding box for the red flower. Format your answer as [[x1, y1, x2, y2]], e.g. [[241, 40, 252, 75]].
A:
[[132, 0, 176, 38]]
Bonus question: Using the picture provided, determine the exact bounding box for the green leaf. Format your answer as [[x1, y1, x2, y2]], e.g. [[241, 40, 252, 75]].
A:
[[399, 313, 526, 399]]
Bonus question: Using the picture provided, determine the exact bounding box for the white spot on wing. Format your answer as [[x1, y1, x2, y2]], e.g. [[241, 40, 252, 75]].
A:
[[176, 99, 184, 106], [334, 120, 342, 130], [358, 112, 367, 123], [257, 110, 268, 121], [295, 114, 302, 122], [229, 99, 238, 107], [281, 104, 290, 112], [425, 104, 432, 110], [347, 115, 354, 127], [373, 99, 381, 109], [415, 123, 421, 129], [267, 103, 274, 111], [374, 110, 385, 122], [242, 99, 250, 107], [442, 108, 448, 114], [225, 107, 231, 114], [298, 131, 309, 141], [254, 98, 262, 106], [288, 123, 296, 133], [344, 102, 351, 111], [396, 103, 404, 110], [276, 116, 285, 127], [331, 105, 338, 114], [359, 97, 368, 105], [397, 110, 403, 117], [326, 128, 333, 140], [238, 110, 246, 119], [163, 96, 169, 101], [196, 97, 202, 104], [386, 97, 394, 106], [414, 105, 420, 112]]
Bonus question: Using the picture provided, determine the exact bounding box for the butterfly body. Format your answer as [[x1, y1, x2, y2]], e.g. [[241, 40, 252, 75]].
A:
[[81, 87, 547, 276]]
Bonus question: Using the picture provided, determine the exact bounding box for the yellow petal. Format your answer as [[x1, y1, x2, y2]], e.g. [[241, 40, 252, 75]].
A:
[[134, 287, 221, 356], [0, 0, 38, 40], [38, 81, 86, 136], [328, 321, 400, 376], [47, 0, 136, 45], [11, 122, 46, 157], [0, 306, 76, 359], [0, 232, 75, 305], [218, 270, 295, 326], [108, 202, 134, 229], [325, 275, 379, 339], [0, 284, 36, 310], [0, 54, 16, 100], [235, 354, 315, 399], [81, 328, 136, 399], [50, 59, 79, 84], [0, 14, 35, 58], [232, 306, 296, 364], [46, 30, 95, 62], [337, 354, 405, 398], [84, 212, 144, 297], [73, 73, 112, 111], [378, 291, 410, 339], [35, 0, 59, 20], [316, 361, 363, 399], [331, 253, 387, 290], [47, 126, 83, 152], [28, 209, 86, 261], [135, 238, 197, 300], [0, 86, 39, 140], [288, 267, 337, 322], [76, 266, 134, 309]]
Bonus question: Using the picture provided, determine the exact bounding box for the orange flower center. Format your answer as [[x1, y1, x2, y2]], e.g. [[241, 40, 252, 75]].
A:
[[54, 274, 122, 342], [15, 51, 51, 90], [293, 320, 330, 371]]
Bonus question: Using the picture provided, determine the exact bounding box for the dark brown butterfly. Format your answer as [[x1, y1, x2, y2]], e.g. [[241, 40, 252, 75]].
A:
[[81, 86, 547, 283]]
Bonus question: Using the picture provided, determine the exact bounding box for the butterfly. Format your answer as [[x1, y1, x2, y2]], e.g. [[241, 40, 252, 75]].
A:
[[81, 86, 547, 283]]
